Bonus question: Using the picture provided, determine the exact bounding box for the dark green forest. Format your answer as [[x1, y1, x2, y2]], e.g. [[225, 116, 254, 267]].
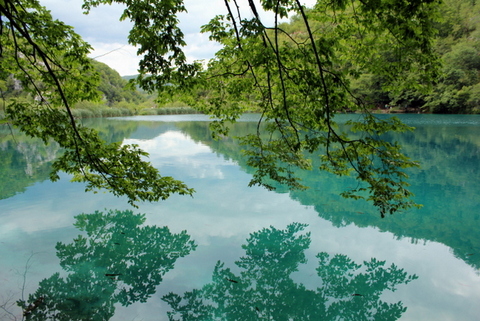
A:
[[351, 0, 480, 113], [254, 0, 480, 114]]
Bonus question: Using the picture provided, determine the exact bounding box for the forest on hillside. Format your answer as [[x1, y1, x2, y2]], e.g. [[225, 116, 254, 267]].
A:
[[349, 0, 480, 114], [276, 0, 480, 114], [178, 0, 480, 114], [2, 0, 480, 115], [0, 59, 159, 118]]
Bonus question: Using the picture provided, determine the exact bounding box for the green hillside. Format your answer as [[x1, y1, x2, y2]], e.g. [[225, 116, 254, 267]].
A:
[[350, 0, 480, 114]]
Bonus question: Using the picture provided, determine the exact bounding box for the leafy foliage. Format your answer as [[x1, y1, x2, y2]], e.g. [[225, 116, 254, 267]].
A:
[[82, 0, 202, 93], [6, 102, 194, 206], [352, 0, 480, 114], [0, 0, 194, 206], [176, 0, 438, 215]]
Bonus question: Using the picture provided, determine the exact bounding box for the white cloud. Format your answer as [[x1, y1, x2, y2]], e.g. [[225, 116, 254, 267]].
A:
[[89, 43, 141, 76], [41, 0, 131, 43], [183, 33, 222, 63]]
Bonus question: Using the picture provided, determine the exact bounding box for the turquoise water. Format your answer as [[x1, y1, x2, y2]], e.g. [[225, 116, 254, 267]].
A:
[[1, 114, 479, 320]]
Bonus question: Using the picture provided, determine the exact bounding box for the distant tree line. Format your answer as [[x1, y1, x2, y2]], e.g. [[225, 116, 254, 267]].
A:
[[0, 59, 201, 118], [0, 59, 157, 117]]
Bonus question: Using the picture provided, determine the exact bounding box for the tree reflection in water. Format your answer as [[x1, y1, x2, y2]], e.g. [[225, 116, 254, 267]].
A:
[[163, 223, 417, 321], [18, 209, 197, 320]]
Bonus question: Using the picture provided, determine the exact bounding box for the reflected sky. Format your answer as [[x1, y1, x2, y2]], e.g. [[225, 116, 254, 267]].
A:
[[124, 130, 233, 180], [1, 115, 480, 320]]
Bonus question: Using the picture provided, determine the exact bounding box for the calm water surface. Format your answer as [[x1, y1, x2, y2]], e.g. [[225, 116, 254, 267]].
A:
[[0, 114, 479, 320]]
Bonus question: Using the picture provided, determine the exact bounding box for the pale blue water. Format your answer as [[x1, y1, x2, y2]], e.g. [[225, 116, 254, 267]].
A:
[[0, 114, 479, 320]]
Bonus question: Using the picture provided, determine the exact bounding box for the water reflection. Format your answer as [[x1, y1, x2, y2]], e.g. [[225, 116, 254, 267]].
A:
[[3, 116, 480, 272], [163, 223, 417, 321], [0, 120, 140, 200], [173, 118, 480, 270], [3, 115, 480, 320], [19, 209, 196, 320], [0, 131, 58, 200]]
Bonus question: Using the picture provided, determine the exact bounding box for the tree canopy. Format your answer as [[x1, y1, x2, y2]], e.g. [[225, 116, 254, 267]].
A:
[[0, 0, 441, 215], [348, 0, 480, 114]]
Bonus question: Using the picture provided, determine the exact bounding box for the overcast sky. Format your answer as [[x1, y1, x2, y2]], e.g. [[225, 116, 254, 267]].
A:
[[39, 0, 314, 76]]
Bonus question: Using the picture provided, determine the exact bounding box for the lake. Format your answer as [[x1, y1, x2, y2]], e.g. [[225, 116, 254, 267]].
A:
[[1, 114, 479, 320]]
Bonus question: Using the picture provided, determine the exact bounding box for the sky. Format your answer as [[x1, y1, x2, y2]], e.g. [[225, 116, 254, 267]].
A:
[[39, 0, 315, 76]]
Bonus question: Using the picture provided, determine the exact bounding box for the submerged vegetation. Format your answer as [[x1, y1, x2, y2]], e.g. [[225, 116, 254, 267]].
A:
[[17, 209, 197, 320], [16, 216, 416, 320], [164, 223, 417, 321]]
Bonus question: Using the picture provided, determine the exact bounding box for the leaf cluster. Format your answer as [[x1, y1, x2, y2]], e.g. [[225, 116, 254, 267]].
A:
[[82, 0, 201, 93], [5, 102, 194, 206]]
